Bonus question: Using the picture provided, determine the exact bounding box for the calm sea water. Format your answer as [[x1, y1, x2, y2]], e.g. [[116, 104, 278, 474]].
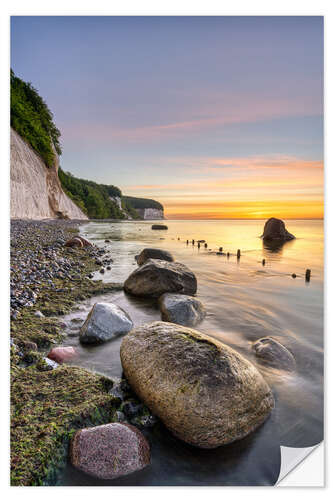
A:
[[60, 219, 324, 486]]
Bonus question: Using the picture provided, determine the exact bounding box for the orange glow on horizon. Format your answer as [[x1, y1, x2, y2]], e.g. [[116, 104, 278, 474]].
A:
[[122, 155, 323, 220]]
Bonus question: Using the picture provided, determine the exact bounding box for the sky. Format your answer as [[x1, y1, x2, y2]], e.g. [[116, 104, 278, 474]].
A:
[[10, 16, 323, 219]]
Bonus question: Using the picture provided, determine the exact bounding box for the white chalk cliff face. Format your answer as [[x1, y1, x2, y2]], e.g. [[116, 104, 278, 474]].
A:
[[136, 208, 164, 220], [10, 128, 88, 220]]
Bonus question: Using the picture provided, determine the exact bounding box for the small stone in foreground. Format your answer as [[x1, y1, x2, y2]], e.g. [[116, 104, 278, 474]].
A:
[[70, 423, 150, 479]]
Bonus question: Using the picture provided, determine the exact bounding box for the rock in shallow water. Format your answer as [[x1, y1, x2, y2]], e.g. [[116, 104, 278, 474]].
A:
[[70, 423, 150, 479], [120, 321, 274, 448], [136, 247, 174, 266], [252, 337, 296, 371], [124, 259, 197, 298], [261, 218, 295, 241], [159, 293, 206, 326], [80, 302, 133, 344]]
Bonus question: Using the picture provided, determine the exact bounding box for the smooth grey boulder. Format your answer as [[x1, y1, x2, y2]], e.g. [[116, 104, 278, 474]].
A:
[[136, 248, 174, 266], [80, 302, 133, 344], [159, 293, 206, 326], [124, 259, 197, 298], [70, 423, 150, 479], [120, 321, 275, 448], [252, 337, 296, 371], [261, 218, 295, 241]]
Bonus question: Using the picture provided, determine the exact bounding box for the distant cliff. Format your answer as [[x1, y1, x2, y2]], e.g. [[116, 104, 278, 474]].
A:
[[122, 196, 164, 220], [10, 128, 88, 220]]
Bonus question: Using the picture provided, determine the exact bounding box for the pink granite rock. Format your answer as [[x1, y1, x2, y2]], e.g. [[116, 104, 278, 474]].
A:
[[47, 346, 77, 364], [70, 423, 150, 479]]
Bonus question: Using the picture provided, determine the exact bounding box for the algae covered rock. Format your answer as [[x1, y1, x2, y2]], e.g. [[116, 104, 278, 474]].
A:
[[124, 259, 197, 298], [120, 321, 274, 448], [261, 218, 295, 241], [70, 423, 150, 479], [136, 247, 174, 266], [253, 337, 296, 371], [159, 293, 206, 326], [80, 302, 133, 344]]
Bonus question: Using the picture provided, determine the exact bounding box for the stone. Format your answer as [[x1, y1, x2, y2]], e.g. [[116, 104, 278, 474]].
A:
[[159, 293, 206, 326], [261, 218, 295, 241], [252, 337, 296, 371], [47, 346, 77, 364], [70, 423, 150, 479], [136, 248, 174, 266], [120, 321, 274, 448], [76, 236, 92, 247], [34, 310, 44, 318], [80, 302, 133, 344], [65, 237, 83, 248], [124, 259, 197, 298], [151, 224, 168, 230]]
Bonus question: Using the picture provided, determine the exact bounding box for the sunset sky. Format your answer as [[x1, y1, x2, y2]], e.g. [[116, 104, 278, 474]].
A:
[[11, 16, 323, 219]]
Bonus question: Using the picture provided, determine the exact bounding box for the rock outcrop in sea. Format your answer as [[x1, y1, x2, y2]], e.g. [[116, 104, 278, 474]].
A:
[[120, 321, 275, 448], [261, 218, 295, 241]]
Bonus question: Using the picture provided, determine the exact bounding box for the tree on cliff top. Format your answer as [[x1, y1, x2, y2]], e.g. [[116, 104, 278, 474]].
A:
[[10, 69, 61, 167]]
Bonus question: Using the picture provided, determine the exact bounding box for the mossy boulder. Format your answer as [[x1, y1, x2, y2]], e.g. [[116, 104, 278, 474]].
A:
[[261, 218, 295, 241], [120, 322, 275, 448], [159, 293, 206, 326], [124, 259, 197, 298], [136, 247, 174, 266], [252, 337, 296, 371]]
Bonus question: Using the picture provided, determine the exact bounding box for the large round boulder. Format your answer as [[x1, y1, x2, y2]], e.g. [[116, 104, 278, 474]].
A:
[[70, 423, 150, 479], [80, 302, 133, 344], [159, 293, 206, 326], [252, 337, 296, 371], [136, 248, 174, 266], [120, 322, 274, 448], [261, 218, 295, 241], [124, 259, 197, 298]]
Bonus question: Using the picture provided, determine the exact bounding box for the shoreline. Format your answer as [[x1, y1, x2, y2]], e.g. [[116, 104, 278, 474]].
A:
[[10, 219, 123, 485]]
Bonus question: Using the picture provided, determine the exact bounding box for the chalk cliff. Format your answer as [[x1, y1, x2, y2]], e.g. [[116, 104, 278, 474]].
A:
[[10, 128, 88, 220], [136, 208, 164, 220]]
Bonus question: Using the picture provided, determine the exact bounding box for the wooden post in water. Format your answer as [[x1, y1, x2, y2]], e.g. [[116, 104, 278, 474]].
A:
[[262, 259, 265, 266], [305, 269, 311, 282], [198, 242, 201, 249], [227, 252, 230, 258], [192, 239, 195, 245], [204, 243, 207, 248], [186, 240, 189, 245], [219, 247, 223, 252], [237, 249, 241, 259]]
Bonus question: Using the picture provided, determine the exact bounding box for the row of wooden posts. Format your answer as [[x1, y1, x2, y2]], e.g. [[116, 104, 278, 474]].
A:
[[182, 238, 311, 282]]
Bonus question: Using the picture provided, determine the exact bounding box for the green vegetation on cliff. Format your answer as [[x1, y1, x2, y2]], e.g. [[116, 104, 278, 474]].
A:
[[123, 195, 163, 211], [10, 70, 61, 167], [58, 168, 125, 219]]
